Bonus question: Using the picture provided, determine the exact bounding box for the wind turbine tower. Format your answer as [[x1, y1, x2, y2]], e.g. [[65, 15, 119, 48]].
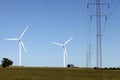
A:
[[86, 44, 91, 68]]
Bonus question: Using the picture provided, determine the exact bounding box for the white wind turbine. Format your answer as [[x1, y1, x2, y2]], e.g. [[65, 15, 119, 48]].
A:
[[52, 36, 73, 67], [5, 26, 28, 66]]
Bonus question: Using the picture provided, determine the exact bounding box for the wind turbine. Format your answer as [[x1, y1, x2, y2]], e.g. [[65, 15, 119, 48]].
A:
[[52, 36, 73, 67], [5, 26, 28, 66]]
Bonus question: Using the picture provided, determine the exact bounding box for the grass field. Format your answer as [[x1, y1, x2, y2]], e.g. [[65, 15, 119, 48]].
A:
[[0, 67, 120, 80]]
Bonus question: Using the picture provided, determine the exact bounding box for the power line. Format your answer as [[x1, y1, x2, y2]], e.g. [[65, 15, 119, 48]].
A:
[[110, 0, 114, 5], [108, 0, 120, 18], [102, 0, 120, 36], [102, 18, 107, 36]]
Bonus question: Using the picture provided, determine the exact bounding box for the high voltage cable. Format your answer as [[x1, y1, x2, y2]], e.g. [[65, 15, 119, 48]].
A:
[[110, 0, 114, 5], [102, 0, 120, 36], [102, 19, 107, 36], [108, 0, 120, 17]]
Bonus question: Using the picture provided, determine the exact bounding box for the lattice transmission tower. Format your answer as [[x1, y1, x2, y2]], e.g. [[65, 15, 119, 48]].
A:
[[87, 0, 109, 68]]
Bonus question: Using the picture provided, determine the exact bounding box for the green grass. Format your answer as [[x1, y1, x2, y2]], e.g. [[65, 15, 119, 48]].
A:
[[0, 67, 120, 80]]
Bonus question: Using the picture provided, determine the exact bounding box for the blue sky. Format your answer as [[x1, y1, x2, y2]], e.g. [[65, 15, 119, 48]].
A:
[[0, 0, 120, 67]]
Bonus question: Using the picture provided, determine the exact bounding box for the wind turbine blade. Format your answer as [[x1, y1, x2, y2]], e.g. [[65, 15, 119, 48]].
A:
[[21, 41, 27, 53], [52, 42, 63, 46], [20, 26, 29, 39], [5, 38, 18, 40], [64, 36, 74, 45]]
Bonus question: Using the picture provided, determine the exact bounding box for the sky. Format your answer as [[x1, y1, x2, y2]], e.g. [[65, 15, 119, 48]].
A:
[[0, 0, 120, 67]]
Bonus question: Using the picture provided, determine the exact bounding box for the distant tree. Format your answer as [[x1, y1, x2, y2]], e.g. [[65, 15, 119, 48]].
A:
[[67, 64, 74, 68], [104, 67, 108, 70], [1, 58, 13, 68]]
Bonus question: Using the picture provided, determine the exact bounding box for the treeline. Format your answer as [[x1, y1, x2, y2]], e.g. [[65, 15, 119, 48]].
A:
[[94, 67, 120, 70]]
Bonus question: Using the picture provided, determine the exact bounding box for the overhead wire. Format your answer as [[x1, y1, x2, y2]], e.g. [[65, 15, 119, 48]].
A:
[[102, 0, 120, 36], [110, 0, 114, 5], [102, 2, 110, 36], [108, 0, 120, 18]]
